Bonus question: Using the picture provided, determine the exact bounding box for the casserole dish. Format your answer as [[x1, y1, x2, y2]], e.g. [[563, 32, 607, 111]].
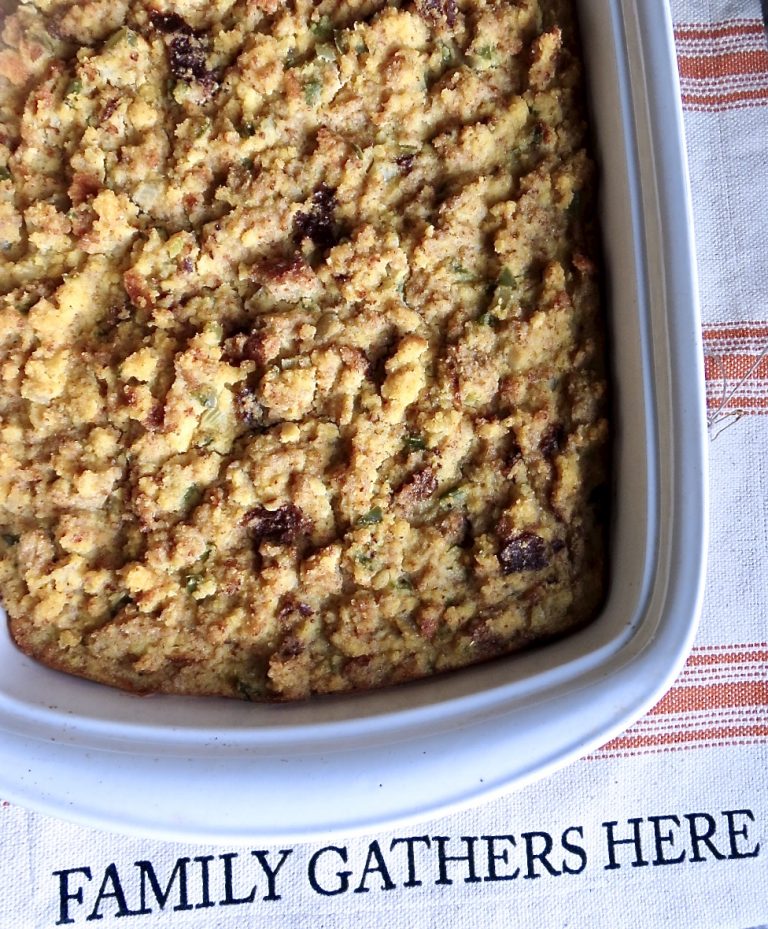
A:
[[0, 0, 707, 842]]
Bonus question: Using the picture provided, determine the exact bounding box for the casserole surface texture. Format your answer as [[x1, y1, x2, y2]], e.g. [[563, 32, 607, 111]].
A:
[[0, 0, 608, 699]]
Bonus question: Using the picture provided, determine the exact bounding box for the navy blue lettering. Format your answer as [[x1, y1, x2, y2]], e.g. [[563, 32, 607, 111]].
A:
[[481, 836, 520, 881], [603, 819, 649, 870], [390, 836, 431, 887], [354, 841, 396, 893], [432, 836, 481, 885], [53, 867, 92, 925], [251, 850, 293, 900], [308, 846, 351, 896], [723, 809, 760, 859]]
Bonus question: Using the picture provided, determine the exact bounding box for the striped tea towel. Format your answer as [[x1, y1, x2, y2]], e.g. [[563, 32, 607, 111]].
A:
[[1, 2, 767, 928]]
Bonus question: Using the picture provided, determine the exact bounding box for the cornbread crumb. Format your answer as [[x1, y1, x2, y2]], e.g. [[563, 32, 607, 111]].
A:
[[0, 0, 608, 700]]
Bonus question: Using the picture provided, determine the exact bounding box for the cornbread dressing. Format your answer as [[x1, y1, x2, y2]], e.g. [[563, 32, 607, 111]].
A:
[[0, 0, 609, 699]]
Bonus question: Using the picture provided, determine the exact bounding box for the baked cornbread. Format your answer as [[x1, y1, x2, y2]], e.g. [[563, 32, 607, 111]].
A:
[[0, 0, 608, 699]]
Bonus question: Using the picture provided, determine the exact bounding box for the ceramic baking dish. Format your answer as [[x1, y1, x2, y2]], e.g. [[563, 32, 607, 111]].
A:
[[0, 0, 707, 842]]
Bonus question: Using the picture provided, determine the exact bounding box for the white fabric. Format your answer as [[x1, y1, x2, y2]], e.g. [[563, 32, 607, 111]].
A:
[[2, 1, 767, 927]]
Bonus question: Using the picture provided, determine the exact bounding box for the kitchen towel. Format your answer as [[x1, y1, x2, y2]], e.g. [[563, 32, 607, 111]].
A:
[[2, 1, 767, 927]]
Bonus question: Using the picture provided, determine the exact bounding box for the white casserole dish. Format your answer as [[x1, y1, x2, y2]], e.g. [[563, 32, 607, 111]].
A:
[[0, 0, 707, 842]]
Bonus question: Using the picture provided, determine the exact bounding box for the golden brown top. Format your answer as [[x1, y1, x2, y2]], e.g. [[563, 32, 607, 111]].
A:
[[0, 0, 608, 699]]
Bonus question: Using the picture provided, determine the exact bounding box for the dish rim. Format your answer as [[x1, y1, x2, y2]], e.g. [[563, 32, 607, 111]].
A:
[[0, 0, 708, 841]]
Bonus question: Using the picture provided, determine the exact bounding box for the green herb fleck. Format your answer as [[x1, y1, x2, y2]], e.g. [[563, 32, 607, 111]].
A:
[[104, 27, 137, 51], [439, 486, 466, 509], [334, 31, 348, 54], [235, 679, 257, 701], [311, 15, 333, 41], [2, 532, 20, 546], [469, 44, 498, 69], [396, 576, 414, 590], [404, 434, 427, 452], [199, 405, 224, 433], [450, 259, 479, 282], [182, 484, 203, 512], [0, 168, 10, 182], [65, 78, 82, 98], [440, 41, 454, 66], [477, 312, 500, 328], [304, 78, 322, 107], [184, 574, 199, 593], [193, 388, 217, 409], [195, 118, 211, 139], [316, 43, 335, 62], [103, 29, 123, 51], [357, 506, 383, 526], [497, 267, 516, 287], [355, 552, 374, 566], [167, 236, 184, 258], [350, 141, 364, 159], [109, 593, 131, 616]]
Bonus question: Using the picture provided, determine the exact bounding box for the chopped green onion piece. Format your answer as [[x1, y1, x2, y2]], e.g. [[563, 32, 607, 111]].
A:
[[182, 484, 202, 511], [109, 593, 131, 616], [334, 31, 348, 54], [304, 79, 322, 106], [497, 267, 516, 287], [193, 389, 217, 409], [357, 506, 383, 526], [439, 486, 466, 508], [311, 15, 333, 41], [404, 434, 427, 452], [235, 679, 257, 701], [450, 259, 479, 282]]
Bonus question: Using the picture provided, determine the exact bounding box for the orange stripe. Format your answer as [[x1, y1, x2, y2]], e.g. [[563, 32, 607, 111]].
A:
[[702, 324, 768, 341], [685, 649, 768, 666], [707, 395, 768, 411], [704, 353, 768, 380], [649, 681, 768, 715], [675, 22, 766, 42], [682, 88, 768, 107], [678, 49, 768, 80], [602, 723, 768, 751]]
